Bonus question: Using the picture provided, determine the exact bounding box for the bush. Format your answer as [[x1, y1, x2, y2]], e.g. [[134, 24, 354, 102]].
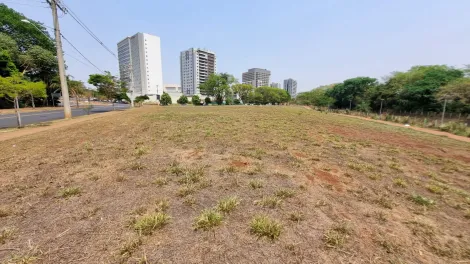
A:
[[204, 97, 211, 105], [234, 99, 241, 105], [160, 92, 172, 106], [191, 95, 201, 106], [177, 95, 189, 105]]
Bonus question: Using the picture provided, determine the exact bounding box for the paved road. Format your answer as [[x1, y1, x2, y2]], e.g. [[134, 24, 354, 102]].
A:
[[0, 105, 129, 128]]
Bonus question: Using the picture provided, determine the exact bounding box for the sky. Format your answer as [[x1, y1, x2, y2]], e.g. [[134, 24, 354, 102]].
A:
[[2, 0, 470, 92]]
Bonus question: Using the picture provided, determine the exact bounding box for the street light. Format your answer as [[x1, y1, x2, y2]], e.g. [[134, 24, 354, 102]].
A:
[[21, 18, 72, 119]]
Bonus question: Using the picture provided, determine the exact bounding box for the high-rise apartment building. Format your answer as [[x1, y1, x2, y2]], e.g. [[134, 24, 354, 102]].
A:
[[283, 78, 298, 98], [270, 82, 281, 88], [180, 48, 217, 96], [117, 32, 163, 101], [242, 68, 271, 88]]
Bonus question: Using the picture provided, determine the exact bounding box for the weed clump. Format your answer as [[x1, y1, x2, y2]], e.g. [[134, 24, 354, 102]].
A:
[[323, 222, 352, 248], [410, 194, 436, 207], [249, 179, 263, 189], [60, 187, 81, 198], [133, 213, 170, 235], [217, 196, 240, 214], [256, 196, 283, 208], [194, 209, 223, 231], [250, 215, 282, 240], [275, 188, 296, 199]]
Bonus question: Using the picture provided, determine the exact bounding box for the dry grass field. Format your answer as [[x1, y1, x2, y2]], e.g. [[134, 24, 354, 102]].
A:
[[1, 106, 469, 264]]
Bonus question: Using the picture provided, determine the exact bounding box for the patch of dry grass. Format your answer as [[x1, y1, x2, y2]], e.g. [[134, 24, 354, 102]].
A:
[[1, 106, 469, 263]]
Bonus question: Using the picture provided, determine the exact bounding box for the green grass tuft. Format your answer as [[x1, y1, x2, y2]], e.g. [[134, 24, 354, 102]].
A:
[[133, 212, 170, 235], [250, 215, 282, 240], [274, 188, 296, 199], [410, 194, 436, 207], [217, 196, 240, 214], [194, 209, 223, 231], [59, 187, 81, 198]]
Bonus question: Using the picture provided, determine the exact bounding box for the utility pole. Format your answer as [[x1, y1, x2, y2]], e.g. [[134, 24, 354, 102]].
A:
[[47, 0, 72, 119]]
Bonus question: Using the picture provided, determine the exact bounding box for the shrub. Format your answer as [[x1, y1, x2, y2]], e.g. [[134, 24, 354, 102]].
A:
[[204, 97, 211, 105], [250, 215, 282, 240], [234, 99, 241, 105], [177, 95, 189, 105], [194, 209, 223, 230], [133, 212, 170, 235], [160, 92, 172, 106], [191, 95, 201, 105]]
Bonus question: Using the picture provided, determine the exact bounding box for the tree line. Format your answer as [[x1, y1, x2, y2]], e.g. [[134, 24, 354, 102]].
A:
[[296, 65, 470, 115], [176, 73, 290, 105]]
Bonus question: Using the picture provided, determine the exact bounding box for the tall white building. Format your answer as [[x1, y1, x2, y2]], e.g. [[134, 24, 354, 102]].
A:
[[283, 78, 297, 98], [117, 32, 163, 101], [180, 48, 217, 96], [270, 82, 281, 88], [242, 68, 271, 88]]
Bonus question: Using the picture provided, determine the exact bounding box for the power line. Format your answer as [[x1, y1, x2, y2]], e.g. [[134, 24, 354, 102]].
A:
[[60, 0, 117, 59], [60, 33, 103, 73]]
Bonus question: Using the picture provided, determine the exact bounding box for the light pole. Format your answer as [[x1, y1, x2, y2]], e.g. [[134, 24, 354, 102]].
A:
[[21, 18, 72, 119], [379, 99, 384, 117]]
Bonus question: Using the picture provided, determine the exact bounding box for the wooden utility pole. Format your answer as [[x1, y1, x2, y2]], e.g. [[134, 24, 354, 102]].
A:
[[47, 0, 72, 119]]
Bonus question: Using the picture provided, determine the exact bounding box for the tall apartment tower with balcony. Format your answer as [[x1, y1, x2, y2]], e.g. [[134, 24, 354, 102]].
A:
[[242, 68, 271, 88], [180, 48, 217, 96], [117, 32, 164, 101], [283, 78, 298, 98]]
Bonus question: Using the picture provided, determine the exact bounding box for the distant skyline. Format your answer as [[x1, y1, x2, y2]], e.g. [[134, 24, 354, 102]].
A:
[[3, 0, 470, 93]]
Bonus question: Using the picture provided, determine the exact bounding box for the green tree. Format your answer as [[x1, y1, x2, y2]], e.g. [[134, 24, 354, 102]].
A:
[[438, 78, 470, 104], [0, 74, 45, 126], [68, 79, 86, 108], [0, 4, 55, 53], [199, 73, 234, 105], [160, 92, 172, 106], [232, 83, 254, 103], [88, 71, 119, 109], [177, 95, 188, 104], [191, 94, 201, 105], [296, 86, 335, 107]]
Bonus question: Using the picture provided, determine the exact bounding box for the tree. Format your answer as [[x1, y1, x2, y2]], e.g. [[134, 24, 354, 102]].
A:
[[134, 95, 149, 106], [177, 95, 188, 105], [19, 45, 57, 76], [68, 79, 86, 108], [160, 92, 172, 106], [199, 73, 233, 105], [0, 74, 45, 126], [438, 78, 470, 104], [24, 79, 46, 108], [0, 4, 55, 53], [204, 97, 211, 105], [232, 83, 254, 103], [88, 71, 119, 109], [191, 94, 201, 105], [296, 86, 335, 107]]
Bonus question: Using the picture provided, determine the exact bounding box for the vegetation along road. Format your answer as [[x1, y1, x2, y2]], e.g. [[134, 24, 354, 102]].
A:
[[0, 104, 128, 128], [1, 106, 469, 263]]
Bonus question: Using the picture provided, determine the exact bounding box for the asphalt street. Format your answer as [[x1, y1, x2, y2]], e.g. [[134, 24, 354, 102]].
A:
[[0, 104, 129, 128]]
